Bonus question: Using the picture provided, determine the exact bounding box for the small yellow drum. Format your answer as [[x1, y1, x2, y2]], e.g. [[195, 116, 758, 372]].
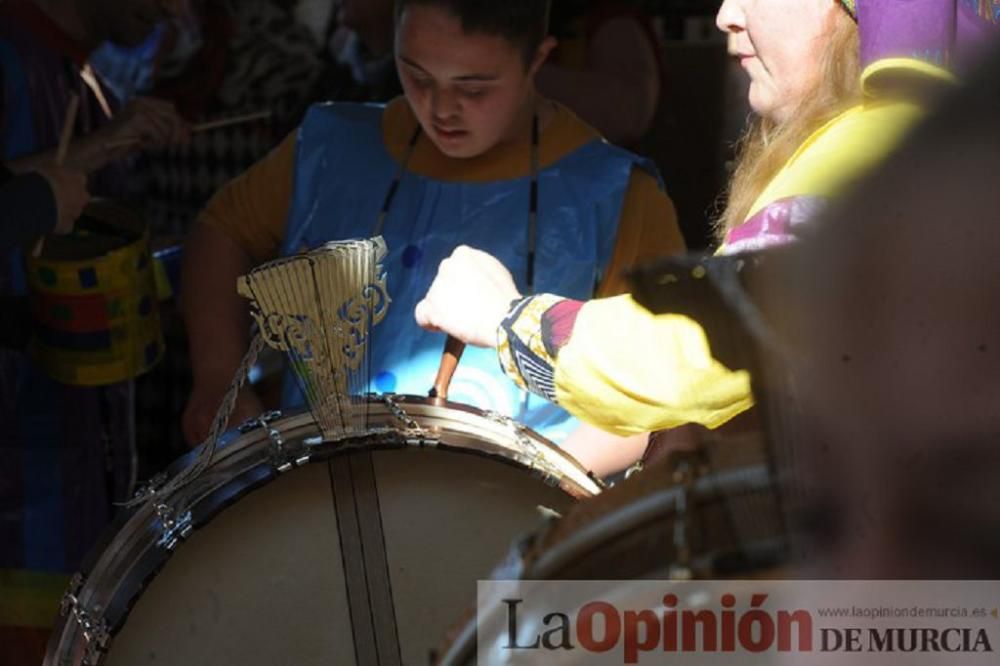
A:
[[26, 200, 164, 386]]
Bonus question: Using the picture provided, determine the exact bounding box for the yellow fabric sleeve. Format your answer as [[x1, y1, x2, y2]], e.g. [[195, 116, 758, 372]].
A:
[[747, 100, 924, 219], [548, 89, 929, 437], [597, 168, 685, 297], [553, 294, 753, 436], [197, 131, 297, 264]]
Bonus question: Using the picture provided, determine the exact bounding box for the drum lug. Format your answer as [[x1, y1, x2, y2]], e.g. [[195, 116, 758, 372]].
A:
[[260, 419, 311, 472], [132, 470, 169, 502], [586, 470, 609, 491], [60, 575, 111, 665], [536, 505, 562, 521], [404, 431, 438, 446], [59, 573, 85, 616], [669, 563, 694, 581], [155, 502, 193, 551], [668, 457, 699, 580], [274, 452, 311, 474], [623, 460, 644, 480], [238, 410, 283, 433]]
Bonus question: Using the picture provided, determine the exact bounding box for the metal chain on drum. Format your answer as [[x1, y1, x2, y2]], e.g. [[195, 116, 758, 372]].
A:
[[483, 410, 561, 481], [380, 393, 429, 440], [126, 332, 267, 508]]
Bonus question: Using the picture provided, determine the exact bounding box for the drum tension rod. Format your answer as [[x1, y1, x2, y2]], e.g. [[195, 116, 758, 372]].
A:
[[155, 502, 193, 551], [60, 573, 112, 665], [238, 410, 283, 434]]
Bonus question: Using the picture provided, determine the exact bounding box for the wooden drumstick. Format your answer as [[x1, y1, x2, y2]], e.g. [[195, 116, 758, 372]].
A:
[[102, 110, 274, 152], [428, 335, 466, 401], [33, 93, 79, 258], [190, 110, 272, 133]]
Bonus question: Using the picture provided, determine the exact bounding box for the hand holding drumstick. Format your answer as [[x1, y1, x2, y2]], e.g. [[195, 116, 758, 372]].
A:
[[415, 245, 522, 349], [27, 96, 194, 256], [418, 247, 522, 399], [93, 97, 192, 160]]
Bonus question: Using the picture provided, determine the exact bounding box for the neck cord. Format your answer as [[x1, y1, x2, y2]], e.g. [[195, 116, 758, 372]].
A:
[[373, 111, 540, 292]]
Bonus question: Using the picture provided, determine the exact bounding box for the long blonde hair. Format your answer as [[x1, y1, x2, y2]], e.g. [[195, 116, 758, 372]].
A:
[[717, 11, 861, 238]]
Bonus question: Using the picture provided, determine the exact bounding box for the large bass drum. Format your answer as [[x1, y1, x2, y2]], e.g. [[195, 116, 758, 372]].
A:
[[44, 396, 601, 666], [437, 411, 791, 665]]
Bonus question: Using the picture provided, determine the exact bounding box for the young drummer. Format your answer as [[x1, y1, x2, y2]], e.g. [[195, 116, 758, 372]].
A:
[[182, 0, 685, 445]]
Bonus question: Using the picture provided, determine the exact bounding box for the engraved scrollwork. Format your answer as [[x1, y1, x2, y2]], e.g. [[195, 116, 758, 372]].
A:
[[364, 271, 391, 325], [282, 315, 319, 361], [236, 237, 390, 439], [336, 276, 390, 370]]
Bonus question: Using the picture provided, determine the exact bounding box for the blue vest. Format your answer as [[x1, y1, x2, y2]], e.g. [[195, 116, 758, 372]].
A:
[[282, 102, 655, 441]]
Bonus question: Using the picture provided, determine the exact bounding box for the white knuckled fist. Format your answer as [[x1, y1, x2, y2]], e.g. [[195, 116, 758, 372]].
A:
[[415, 245, 522, 349]]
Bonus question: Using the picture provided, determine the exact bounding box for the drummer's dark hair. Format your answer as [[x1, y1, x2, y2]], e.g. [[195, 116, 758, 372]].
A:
[[394, 0, 552, 66]]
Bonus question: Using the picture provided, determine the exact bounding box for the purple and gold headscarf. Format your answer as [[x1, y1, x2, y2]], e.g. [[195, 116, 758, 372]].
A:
[[843, 0, 1000, 88]]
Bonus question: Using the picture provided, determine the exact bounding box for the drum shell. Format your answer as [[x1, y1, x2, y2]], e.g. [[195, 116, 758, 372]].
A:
[[26, 201, 164, 386], [44, 397, 601, 666]]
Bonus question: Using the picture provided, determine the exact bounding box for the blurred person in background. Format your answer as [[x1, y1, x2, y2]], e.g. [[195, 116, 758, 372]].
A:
[[539, 0, 664, 148], [0, 162, 89, 254], [0, 1, 188, 662], [325, 0, 403, 101]]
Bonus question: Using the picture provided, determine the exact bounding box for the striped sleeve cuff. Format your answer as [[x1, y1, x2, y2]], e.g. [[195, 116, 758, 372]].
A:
[[497, 294, 584, 402]]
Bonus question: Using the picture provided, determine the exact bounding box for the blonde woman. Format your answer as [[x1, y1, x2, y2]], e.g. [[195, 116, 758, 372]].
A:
[[413, 0, 1000, 471]]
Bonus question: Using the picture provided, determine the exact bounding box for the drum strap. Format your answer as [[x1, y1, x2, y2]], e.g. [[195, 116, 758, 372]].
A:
[[329, 453, 403, 666]]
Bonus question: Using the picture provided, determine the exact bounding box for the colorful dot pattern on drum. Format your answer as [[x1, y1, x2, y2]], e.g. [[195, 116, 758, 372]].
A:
[[26, 207, 164, 386], [77, 267, 98, 288], [38, 266, 57, 287]]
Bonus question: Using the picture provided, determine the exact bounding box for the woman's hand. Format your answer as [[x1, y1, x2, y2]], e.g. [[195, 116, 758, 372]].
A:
[[415, 245, 522, 348]]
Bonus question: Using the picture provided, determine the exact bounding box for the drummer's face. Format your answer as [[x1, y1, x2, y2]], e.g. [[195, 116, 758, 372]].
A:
[[395, 5, 550, 159]]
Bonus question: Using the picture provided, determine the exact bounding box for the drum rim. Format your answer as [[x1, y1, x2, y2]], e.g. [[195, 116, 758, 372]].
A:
[[28, 199, 147, 264], [44, 395, 600, 666]]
